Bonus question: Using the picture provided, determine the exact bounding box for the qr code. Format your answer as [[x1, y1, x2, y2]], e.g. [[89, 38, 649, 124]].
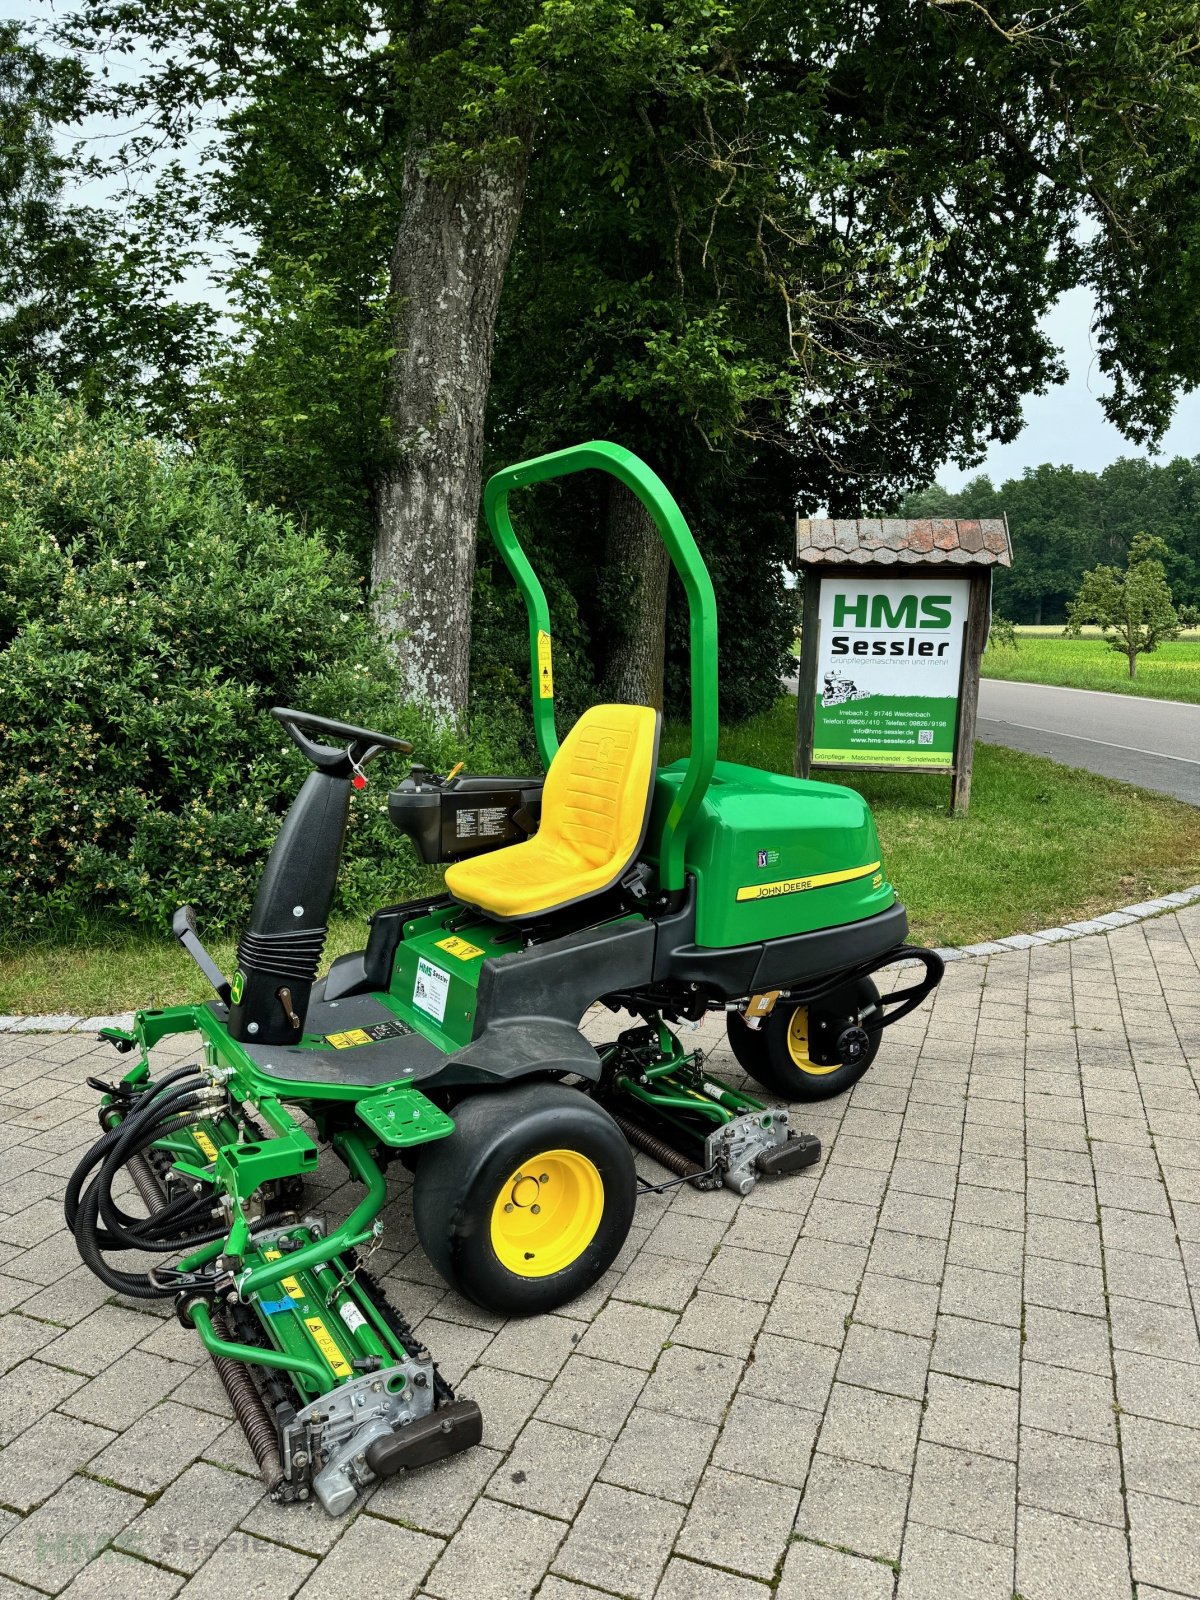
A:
[[918, 729, 934, 746]]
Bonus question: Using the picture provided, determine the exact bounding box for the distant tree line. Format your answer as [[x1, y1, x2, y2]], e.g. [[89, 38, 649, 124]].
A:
[[902, 458, 1200, 626]]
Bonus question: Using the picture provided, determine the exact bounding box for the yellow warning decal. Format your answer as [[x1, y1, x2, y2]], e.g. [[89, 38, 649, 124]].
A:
[[327, 1028, 372, 1049], [736, 860, 881, 903], [537, 629, 554, 699], [436, 935, 485, 961], [281, 1275, 304, 1300], [263, 1249, 282, 1262], [305, 1316, 353, 1379], [193, 1129, 219, 1163]]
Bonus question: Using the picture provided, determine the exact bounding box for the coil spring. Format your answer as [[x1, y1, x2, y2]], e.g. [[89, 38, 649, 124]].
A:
[[209, 1310, 285, 1493], [606, 1107, 704, 1181]]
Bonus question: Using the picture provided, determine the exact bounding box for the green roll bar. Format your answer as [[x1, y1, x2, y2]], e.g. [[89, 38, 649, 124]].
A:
[[482, 441, 719, 893]]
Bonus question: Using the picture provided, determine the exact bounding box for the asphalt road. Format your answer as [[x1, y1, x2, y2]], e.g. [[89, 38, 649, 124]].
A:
[[977, 679, 1200, 805]]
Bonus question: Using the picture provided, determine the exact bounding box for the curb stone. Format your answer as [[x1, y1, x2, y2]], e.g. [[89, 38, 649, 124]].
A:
[[2, 884, 1199, 1034]]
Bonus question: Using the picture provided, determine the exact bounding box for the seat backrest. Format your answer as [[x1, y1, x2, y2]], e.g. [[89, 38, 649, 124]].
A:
[[540, 704, 661, 871]]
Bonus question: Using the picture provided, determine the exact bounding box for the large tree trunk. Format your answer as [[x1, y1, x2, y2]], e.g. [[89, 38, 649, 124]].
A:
[[599, 481, 672, 709], [372, 138, 530, 719]]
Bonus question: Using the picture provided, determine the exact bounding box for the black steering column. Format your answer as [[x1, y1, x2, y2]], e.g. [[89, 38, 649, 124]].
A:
[[225, 708, 412, 1048]]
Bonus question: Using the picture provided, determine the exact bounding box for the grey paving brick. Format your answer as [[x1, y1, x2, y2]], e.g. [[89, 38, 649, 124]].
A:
[[1121, 1413, 1200, 1505], [1021, 1361, 1118, 1445], [909, 1441, 1016, 1545], [1018, 1426, 1124, 1526], [946, 1220, 1025, 1276], [553, 1483, 681, 1600], [296, 1513, 442, 1600], [923, 1372, 1018, 1461], [612, 1252, 704, 1313], [39, 1305, 158, 1378], [712, 1392, 818, 1487], [576, 1300, 676, 1370], [940, 1263, 1022, 1326], [88, 1400, 228, 1497], [932, 1313, 1021, 1387], [1115, 1349, 1200, 1426], [460, 1365, 548, 1451], [677, 1466, 799, 1579], [1023, 1304, 1113, 1376], [742, 1331, 838, 1411], [1015, 1506, 1131, 1600], [672, 1289, 766, 1356], [1128, 1491, 1200, 1596], [601, 1407, 716, 1504], [866, 1227, 947, 1284], [1023, 1254, 1107, 1317], [795, 1451, 908, 1562], [645, 1210, 727, 1264], [1108, 1293, 1200, 1362], [487, 1419, 608, 1520], [479, 1316, 585, 1380], [762, 1281, 853, 1347], [637, 1344, 741, 1426], [838, 1322, 930, 1400], [0, 1476, 141, 1592], [1025, 1213, 1103, 1267], [818, 1381, 920, 1473], [785, 1238, 868, 1293], [428, 1498, 563, 1600], [853, 1271, 940, 1339], [178, 1534, 315, 1600], [898, 1523, 1013, 1600], [653, 1557, 770, 1600], [57, 1550, 182, 1600], [60, 1350, 191, 1431], [116, 1462, 263, 1575], [1104, 1245, 1192, 1306], [0, 1410, 115, 1512], [777, 1539, 893, 1600], [0, 1359, 87, 1447]]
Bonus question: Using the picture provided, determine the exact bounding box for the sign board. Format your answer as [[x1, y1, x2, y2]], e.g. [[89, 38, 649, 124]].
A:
[[811, 575, 969, 770]]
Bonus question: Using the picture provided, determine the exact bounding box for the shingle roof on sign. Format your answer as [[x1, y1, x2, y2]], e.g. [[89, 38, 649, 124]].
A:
[[795, 516, 1012, 567]]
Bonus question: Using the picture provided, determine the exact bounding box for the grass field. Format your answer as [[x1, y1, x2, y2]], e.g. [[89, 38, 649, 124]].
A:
[[981, 630, 1200, 703], [3, 699, 1197, 1015]]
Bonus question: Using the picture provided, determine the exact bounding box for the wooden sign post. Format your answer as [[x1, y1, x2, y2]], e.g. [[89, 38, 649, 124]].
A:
[[793, 517, 1012, 815]]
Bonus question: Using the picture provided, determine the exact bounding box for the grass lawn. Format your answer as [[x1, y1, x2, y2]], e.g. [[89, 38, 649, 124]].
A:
[[980, 630, 1200, 704], [3, 697, 1198, 1014]]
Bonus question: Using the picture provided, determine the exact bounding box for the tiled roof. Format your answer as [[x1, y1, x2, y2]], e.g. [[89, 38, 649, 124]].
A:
[[795, 516, 1012, 567]]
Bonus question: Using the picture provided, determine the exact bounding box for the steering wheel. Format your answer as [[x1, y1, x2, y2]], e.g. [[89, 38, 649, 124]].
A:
[[272, 706, 413, 777]]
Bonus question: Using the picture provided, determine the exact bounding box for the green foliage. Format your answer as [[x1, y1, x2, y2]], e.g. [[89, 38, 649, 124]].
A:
[[1066, 532, 1182, 677], [986, 614, 1019, 652], [0, 24, 216, 434], [0, 383, 523, 942], [903, 455, 1200, 624]]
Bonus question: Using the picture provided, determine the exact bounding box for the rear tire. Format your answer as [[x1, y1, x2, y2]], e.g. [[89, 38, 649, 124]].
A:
[[726, 978, 882, 1102], [412, 1082, 636, 1316]]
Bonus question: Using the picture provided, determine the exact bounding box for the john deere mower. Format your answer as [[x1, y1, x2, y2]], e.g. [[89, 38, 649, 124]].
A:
[[65, 442, 942, 1515]]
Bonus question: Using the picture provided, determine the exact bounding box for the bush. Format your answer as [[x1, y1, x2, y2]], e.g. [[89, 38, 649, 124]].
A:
[[0, 382, 526, 942]]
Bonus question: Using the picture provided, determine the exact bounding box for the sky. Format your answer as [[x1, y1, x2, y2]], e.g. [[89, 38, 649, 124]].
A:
[[938, 285, 1200, 491]]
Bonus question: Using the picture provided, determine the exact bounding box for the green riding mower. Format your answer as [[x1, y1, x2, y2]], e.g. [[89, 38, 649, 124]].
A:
[[65, 441, 942, 1516]]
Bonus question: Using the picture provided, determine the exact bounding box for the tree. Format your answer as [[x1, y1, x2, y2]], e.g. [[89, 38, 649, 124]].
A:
[[1066, 532, 1182, 677], [55, 0, 1200, 718], [0, 22, 216, 433]]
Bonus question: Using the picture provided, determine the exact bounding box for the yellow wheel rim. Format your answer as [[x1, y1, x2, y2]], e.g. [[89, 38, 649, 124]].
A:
[[786, 1006, 840, 1076], [489, 1149, 604, 1279]]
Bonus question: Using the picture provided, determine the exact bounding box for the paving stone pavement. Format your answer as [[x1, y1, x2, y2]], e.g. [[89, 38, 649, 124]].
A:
[[0, 907, 1197, 1599]]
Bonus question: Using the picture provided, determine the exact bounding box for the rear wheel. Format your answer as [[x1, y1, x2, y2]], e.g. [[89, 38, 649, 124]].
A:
[[412, 1082, 636, 1316], [726, 977, 882, 1102]]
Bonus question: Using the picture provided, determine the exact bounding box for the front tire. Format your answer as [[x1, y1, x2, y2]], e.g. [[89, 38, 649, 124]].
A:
[[726, 978, 882, 1102], [412, 1082, 637, 1316]]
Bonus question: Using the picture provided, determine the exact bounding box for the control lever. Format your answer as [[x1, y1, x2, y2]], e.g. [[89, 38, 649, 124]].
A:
[[172, 906, 233, 1005]]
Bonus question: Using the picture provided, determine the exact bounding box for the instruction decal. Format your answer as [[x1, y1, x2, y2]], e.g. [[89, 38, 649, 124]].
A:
[[305, 1316, 353, 1379], [413, 958, 450, 1024], [325, 1019, 412, 1050], [436, 935, 485, 961], [537, 629, 554, 699]]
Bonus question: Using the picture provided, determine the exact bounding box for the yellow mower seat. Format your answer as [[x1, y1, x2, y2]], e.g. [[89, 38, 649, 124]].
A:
[[444, 703, 661, 922]]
